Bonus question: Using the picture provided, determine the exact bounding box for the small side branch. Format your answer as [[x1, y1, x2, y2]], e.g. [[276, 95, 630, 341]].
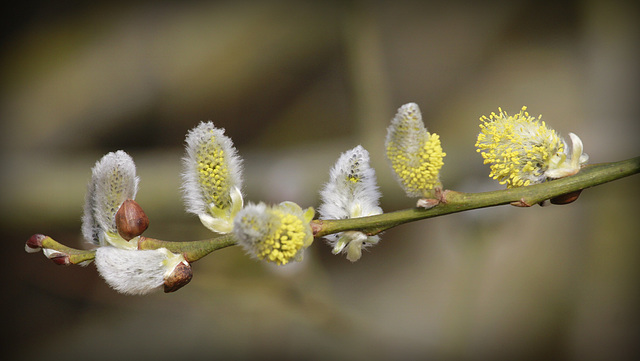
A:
[[26, 234, 96, 265]]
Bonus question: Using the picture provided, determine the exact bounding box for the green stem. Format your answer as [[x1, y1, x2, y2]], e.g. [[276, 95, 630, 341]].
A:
[[137, 234, 237, 262], [312, 156, 640, 237], [27, 233, 237, 265]]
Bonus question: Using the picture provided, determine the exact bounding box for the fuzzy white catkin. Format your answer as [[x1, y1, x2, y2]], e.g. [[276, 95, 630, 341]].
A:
[[94, 247, 180, 295], [318, 145, 382, 242], [181, 121, 244, 216], [82, 151, 139, 245], [233, 202, 271, 246]]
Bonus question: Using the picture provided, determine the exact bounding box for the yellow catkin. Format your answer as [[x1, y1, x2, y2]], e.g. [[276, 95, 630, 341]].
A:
[[475, 106, 564, 188], [386, 103, 446, 197]]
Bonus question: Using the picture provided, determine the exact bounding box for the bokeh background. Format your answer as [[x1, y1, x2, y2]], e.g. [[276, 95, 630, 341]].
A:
[[2, 0, 639, 360]]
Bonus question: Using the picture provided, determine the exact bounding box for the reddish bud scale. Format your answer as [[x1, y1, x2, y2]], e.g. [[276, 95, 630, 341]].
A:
[[26, 234, 46, 250], [49, 253, 70, 265]]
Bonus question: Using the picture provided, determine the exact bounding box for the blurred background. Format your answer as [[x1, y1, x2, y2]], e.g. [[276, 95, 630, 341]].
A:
[[2, 0, 639, 360]]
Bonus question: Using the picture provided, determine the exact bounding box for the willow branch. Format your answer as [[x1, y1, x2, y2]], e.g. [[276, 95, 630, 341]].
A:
[[28, 156, 639, 265], [312, 156, 640, 237]]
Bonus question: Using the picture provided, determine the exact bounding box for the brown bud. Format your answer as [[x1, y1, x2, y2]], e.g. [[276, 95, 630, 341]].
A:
[[26, 234, 46, 251], [115, 199, 149, 240], [550, 190, 583, 205], [163, 261, 193, 293], [49, 252, 70, 265]]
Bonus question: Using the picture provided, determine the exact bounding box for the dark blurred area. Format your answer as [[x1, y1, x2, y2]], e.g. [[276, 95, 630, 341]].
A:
[[2, 0, 639, 360]]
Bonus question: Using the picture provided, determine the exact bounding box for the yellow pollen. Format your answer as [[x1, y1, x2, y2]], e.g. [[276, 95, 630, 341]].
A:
[[196, 135, 231, 208], [387, 132, 446, 196], [254, 212, 306, 265], [475, 106, 563, 188]]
